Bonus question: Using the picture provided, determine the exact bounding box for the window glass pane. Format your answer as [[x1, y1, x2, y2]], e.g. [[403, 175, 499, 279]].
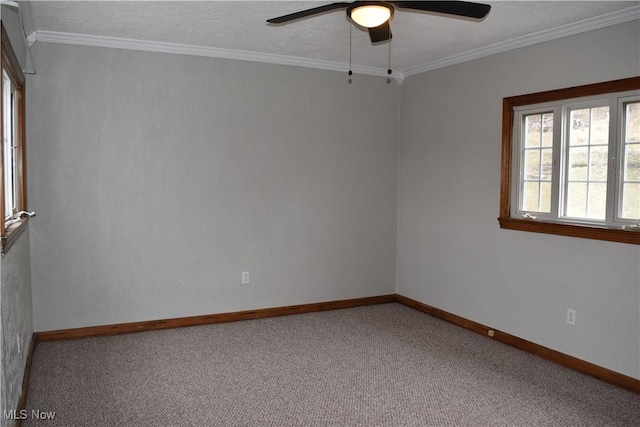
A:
[[624, 144, 640, 181], [622, 183, 640, 220], [589, 146, 608, 181], [540, 182, 552, 213], [566, 106, 609, 222], [524, 149, 541, 179], [568, 147, 588, 181], [587, 183, 607, 220], [540, 149, 553, 181], [520, 112, 554, 214], [523, 182, 540, 212], [566, 182, 587, 218], [11, 90, 19, 213], [589, 106, 609, 145], [3, 142, 12, 219], [626, 102, 640, 143], [621, 103, 640, 221], [570, 109, 590, 146], [525, 114, 541, 148], [541, 113, 554, 147]]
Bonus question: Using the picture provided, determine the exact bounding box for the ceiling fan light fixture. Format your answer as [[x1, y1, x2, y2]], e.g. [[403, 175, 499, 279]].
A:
[[347, 2, 394, 28]]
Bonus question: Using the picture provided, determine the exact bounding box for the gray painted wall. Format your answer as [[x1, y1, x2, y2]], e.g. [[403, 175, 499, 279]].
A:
[[1, 8, 33, 426], [397, 20, 640, 379], [28, 43, 400, 331]]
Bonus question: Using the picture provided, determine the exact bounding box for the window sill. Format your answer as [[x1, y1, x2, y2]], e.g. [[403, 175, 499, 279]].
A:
[[498, 217, 640, 245], [2, 216, 30, 255]]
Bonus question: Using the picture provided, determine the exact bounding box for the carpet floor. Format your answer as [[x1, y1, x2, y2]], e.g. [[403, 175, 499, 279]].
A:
[[24, 303, 640, 426]]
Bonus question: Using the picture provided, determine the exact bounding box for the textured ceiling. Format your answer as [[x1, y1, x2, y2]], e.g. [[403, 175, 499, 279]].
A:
[[22, 1, 640, 72]]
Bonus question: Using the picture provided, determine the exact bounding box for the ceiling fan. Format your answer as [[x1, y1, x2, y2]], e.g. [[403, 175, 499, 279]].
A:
[[267, 1, 492, 43]]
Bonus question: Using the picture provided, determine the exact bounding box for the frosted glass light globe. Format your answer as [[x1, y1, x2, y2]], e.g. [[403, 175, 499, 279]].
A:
[[350, 5, 391, 28]]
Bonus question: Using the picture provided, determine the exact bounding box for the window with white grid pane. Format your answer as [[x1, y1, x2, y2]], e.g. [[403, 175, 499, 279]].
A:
[[520, 112, 554, 214], [563, 104, 610, 221], [512, 92, 639, 228]]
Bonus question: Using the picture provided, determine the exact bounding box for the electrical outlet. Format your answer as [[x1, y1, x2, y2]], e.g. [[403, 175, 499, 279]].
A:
[[17, 333, 21, 354], [242, 271, 250, 285], [566, 308, 576, 326]]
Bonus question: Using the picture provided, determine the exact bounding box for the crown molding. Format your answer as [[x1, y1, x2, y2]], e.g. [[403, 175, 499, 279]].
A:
[[403, 5, 640, 77], [34, 30, 405, 82], [34, 5, 638, 81]]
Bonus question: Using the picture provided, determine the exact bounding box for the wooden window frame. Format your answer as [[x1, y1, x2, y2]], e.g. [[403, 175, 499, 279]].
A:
[[499, 77, 640, 245], [1, 23, 29, 254]]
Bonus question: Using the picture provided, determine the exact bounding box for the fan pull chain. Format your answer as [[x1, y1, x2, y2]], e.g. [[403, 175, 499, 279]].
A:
[[348, 24, 353, 84], [387, 35, 392, 84]]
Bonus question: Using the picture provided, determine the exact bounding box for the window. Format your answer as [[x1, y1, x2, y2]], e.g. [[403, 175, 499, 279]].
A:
[[1, 23, 28, 254], [499, 77, 640, 245], [3, 68, 20, 219]]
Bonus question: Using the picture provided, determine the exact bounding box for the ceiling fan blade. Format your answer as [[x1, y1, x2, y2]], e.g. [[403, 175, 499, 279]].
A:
[[267, 2, 351, 24], [395, 1, 491, 19], [368, 21, 392, 43]]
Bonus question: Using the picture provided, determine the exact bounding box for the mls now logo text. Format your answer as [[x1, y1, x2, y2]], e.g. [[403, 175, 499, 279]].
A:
[[3, 409, 56, 420]]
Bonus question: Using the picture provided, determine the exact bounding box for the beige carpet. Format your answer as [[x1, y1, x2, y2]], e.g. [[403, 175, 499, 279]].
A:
[[24, 303, 640, 426]]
